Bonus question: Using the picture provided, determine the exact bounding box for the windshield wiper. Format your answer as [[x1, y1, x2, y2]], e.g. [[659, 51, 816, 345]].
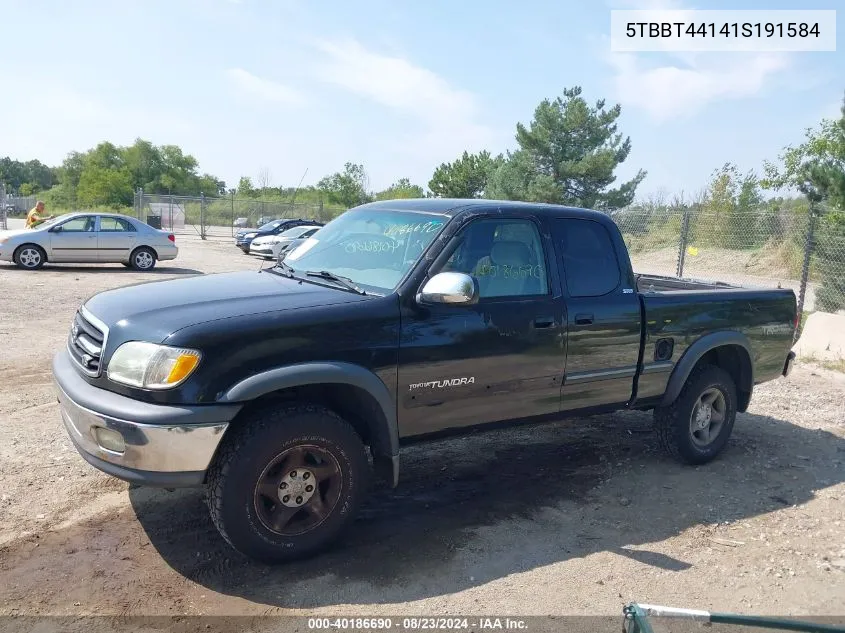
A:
[[305, 270, 366, 295]]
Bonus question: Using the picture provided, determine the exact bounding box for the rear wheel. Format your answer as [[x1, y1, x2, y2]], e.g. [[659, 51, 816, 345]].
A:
[[654, 365, 737, 465], [13, 244, 46, 270], [206, 404, 370, 563], [130, 247, 156, 271]]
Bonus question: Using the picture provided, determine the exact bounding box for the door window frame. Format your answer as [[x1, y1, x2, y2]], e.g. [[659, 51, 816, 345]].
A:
[[97, 216, 136, 232], [51, 215, 97, 233], [423, 214, 555, 304], [553, 217, 624, 299]]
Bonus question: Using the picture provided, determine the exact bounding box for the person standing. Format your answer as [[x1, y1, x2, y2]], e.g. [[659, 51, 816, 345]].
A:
[[26, 201, 53, 229]]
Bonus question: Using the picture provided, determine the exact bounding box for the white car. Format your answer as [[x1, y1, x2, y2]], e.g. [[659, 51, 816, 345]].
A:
[[249, 225, 322, 259], [0, 212, 179, 271]]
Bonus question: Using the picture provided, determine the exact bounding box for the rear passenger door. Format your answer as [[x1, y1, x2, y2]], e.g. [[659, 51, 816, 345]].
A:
[[97, 216, 138, 262], [550, 218, 642, 411]]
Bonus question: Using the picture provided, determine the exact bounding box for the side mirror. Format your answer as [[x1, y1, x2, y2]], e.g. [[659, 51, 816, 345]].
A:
[[416, 272, 478, 306], [50, 225, 62, 233]]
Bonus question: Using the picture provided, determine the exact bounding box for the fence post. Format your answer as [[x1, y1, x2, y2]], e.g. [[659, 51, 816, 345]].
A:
[[676, 207, 690, 278], [200, 192, 206, 240], [138, 188, 144, 221], [795, 205, 817, 342], [231, 190, 235, 237]]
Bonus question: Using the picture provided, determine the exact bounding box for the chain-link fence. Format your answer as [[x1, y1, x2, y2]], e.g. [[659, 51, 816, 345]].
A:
[[610, 201, 845, 330], [130, 190, 845, 326], [0, 185, 7, 230], [133, 190, 345, 239]]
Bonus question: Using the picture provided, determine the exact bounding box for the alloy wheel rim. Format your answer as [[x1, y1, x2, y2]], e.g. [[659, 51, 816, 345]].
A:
[[20, 248, 41, 267], [135, 252, 153, 268], [253, 445, 343, 536], [689, 387, 726, 447]]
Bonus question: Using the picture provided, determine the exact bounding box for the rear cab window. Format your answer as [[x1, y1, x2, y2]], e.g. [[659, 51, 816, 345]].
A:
[[552, 218, 621, 297]]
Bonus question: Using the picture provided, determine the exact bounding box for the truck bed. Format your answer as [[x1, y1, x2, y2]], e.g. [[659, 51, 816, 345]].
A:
[[635, 273, 737, 294]]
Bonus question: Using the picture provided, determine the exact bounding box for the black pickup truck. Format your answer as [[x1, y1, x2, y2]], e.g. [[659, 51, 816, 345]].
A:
[[53, 199, 798, 563]]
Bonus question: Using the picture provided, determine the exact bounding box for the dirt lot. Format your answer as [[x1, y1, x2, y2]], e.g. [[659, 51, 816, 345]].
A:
[[0, 232, 844, 623]]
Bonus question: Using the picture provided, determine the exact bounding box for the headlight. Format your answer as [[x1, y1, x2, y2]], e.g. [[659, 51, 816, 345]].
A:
[[245, 233, 257, 238], [107, 342, 201, 389]]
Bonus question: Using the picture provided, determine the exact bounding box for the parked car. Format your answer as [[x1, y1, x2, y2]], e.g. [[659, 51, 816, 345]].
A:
[[249, 225, 322, 259], [53, 199, 797, 564], [276, 236, 308, 261], [233, 217, 249, 228], [234, 218, 321, 253], [257, 216, 276, 227], [0, 212, 178, 270]]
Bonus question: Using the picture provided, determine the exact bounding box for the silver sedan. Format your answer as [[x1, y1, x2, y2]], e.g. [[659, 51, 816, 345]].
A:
[[0, 212, 179, 271], [249, 225, 322, 259]]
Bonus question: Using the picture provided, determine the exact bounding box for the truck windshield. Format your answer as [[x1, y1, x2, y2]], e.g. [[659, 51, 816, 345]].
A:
[[282, 208, 449, 294]]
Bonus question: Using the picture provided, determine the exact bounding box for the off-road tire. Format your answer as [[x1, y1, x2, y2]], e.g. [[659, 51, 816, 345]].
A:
[[206, 404, 370, 564], [130, 247, 157, 271], [654, 364, 737, 465], [13, 244, 47, 270]]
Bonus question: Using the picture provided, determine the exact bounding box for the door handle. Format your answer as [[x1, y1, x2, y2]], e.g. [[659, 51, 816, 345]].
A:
[[574, 313, 594, 326], [533, 316, 555, 329]]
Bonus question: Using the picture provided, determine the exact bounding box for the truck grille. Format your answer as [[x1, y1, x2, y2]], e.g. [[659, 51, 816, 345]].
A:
[[67, 310, 107, 376]]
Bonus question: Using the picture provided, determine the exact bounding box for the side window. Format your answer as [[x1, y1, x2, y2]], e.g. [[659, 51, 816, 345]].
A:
[[57, 216, 95, 232], [555, 219, 620, 297], [99, 217, 134, 232], [439, 218, 549, 298]]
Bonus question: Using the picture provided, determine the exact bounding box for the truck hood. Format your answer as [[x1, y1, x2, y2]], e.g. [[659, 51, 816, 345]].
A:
[[84, 270, 370, 343]]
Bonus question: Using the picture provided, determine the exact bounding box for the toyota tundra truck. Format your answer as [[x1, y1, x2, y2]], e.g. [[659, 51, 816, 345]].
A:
[[53, 199, 798, 563]]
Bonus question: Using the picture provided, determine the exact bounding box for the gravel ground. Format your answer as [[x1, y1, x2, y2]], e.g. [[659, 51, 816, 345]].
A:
[[0, 230, 843, 624]]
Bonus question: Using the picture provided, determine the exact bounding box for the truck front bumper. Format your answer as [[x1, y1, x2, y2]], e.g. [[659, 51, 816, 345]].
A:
[[53, 350, 242, 487]]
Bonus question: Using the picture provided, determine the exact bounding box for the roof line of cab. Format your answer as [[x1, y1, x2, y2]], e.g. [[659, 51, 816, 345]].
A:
[[358, 198, 610, 221]]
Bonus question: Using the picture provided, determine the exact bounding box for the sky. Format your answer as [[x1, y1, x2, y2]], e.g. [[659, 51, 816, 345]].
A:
[[1, 0, 843, 198]]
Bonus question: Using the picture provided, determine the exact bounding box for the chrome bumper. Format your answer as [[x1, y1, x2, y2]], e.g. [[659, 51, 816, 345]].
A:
[[54, 350, 238, 487]]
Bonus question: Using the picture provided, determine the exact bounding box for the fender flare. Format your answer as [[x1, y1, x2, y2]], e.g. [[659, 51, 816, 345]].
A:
[[219, 362, 399, 486], [660, 331, 754, 408]]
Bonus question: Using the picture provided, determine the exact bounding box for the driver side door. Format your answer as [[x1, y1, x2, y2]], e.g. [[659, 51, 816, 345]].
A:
[[48, 215, 98, 262], [397, 215, 566, 437]]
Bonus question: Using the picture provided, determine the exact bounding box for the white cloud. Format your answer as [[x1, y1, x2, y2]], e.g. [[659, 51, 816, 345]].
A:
[[225, 68, 307, 106], [608, 51, 791, 121], [603, 0, 793, 121], [311, 38, 495, 168]]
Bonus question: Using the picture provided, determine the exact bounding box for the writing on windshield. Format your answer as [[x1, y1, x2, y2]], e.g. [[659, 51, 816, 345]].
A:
[[282, 209, 449, 294], [384, 220, 444, 237]]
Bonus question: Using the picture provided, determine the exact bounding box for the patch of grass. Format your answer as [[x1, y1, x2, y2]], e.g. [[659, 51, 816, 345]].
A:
[[821, 359, 845, 373]]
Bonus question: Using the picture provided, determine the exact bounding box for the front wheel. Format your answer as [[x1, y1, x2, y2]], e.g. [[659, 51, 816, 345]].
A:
[[14, 244, 47, 269], [654, 365, 737, 465], [206, 404, 370, 563]]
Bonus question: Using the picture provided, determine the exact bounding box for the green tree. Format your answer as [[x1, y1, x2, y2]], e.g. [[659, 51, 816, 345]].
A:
[[237, 176, 256, 197], [428, 151, 503, 198], [77, 166, 133, 207], [374, 178, 425, 201], [486, 86, 645, 211], [317, 162, 371, 208], [763, 92, 845, 312], [0, 157, 54, 193]]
